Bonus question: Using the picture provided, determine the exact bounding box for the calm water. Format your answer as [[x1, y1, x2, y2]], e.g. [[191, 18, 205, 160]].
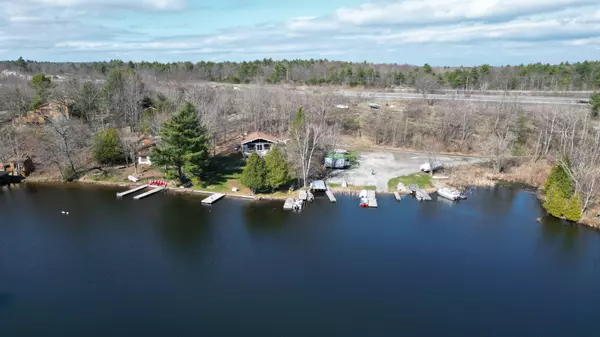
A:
[[1, 184, 600, 337]]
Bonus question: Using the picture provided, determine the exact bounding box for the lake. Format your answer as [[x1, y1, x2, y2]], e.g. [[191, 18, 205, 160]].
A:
[[1, 184, 600, 337]]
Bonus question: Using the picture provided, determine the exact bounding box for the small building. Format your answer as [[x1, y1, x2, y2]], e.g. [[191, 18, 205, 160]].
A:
[[310, 180, 327, 192], [0, 157, 34, 176], [19, 100, 72, 124], [137, 136, 157, 166], [241, 132, 281, 157]]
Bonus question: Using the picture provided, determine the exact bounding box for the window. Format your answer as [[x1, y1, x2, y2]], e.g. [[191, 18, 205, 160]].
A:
[[263, 144, 271, 150], [255, 144, 263, 151]]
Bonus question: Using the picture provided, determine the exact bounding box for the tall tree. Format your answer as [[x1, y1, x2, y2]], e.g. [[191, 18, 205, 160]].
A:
[[590, 93, 600, 118], [29, 73, 52, 109], [151, 102, 210, 183], [240, 152, 267, 193], [265, 146, 289, 190], [92, 128, 124, 165]]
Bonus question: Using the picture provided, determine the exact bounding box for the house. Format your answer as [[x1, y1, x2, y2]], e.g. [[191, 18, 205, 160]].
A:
[[241, 132, 281, 157], [0, 157, 34, 176], [19, 100, 72, 124], [137, 136, 157, 166]]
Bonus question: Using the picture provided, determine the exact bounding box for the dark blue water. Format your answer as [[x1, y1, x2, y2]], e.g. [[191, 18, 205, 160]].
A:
[[1, 184, 599, 337]]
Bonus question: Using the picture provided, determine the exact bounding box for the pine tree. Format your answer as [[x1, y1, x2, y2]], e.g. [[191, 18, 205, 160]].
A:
[[92, 128, 124, 165], [564, 194, 582, 222], [151, 102, 210, 183], [544, 164, 572, 199], [265, 146, 289, 190], [240, 153, 267, 193], [29, 73, 52, 109], [543, 184, 567, 219]]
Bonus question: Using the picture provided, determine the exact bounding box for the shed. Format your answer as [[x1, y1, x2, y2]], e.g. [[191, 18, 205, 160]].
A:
[[310, 180, 327, 192]]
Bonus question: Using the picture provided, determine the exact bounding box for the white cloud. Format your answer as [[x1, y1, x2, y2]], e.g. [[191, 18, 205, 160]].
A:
[[35, 0, 186, 11]]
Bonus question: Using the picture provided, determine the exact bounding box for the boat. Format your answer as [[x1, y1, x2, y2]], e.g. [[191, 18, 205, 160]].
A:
[[359, 190, 369, 208], [437, 188, 466, 201]]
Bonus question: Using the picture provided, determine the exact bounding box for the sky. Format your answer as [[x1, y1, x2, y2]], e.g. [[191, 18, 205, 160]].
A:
[[0, 0, 599, 66]]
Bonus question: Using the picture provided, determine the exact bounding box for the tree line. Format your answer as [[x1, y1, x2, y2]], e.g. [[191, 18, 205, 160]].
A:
[[3, 57, 600, 91]]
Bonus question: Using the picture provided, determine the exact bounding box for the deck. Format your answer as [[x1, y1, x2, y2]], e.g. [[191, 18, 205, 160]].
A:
[[133, 186, 165, 200], [367, 190, 378, 208], [201, 193, 226, 205], [117, 184, 149, 198]]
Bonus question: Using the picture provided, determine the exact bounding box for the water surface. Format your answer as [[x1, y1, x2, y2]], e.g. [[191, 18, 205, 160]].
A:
[[1, 184, 599, 337]]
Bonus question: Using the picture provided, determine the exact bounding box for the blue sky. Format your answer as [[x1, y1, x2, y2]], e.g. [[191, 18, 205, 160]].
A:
[[0, 0, 599, 65]]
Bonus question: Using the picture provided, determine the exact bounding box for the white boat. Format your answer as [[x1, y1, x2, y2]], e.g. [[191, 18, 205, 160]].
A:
[[359, 190, 369, 207], [437, 188, 465, 201]]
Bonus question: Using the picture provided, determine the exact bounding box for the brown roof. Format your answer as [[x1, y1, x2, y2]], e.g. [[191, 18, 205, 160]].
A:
[[241, 132, 281, 144]]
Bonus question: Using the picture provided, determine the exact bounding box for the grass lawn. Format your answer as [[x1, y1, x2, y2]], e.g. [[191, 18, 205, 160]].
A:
[[387, 173, 432, 192]]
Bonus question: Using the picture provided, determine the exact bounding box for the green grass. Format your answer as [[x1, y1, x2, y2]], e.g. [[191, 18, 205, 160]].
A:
[[387, 173, 432, 192]]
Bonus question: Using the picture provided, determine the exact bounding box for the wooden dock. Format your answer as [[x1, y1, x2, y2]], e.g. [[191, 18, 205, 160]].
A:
[[325, 190, 337, 203], [407, 184, 419, 194], [133, 186, 165, 200], [393, 192, 401, 201], [201, 193, 225, 205], [117, 184, 149, 198]]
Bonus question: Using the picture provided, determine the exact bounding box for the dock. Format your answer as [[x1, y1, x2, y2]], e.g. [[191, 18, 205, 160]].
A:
[[117, 184, 149, 198], [416, 190, 432, 201], [393, 192, 401, 201], [201, 193, 225, 205], [367, 190, 378, 208], [133, 186, 165, 200], [407, 184, 418, 194], [325, 190, 337, 203]]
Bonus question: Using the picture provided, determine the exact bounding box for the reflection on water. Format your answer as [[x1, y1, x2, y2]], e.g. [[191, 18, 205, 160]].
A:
[[1, 185, 600, 337]]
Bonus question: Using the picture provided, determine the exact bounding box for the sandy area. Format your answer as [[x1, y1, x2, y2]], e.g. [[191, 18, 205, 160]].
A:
[[327, 150, 483, 192]]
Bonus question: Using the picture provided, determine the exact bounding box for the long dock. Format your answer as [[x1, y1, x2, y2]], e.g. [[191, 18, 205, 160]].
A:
[[117, 184, 149, 198], [133, 186, 165, 200], [393, 192, 401, 201], [201, 193, 225, 205], [325, 190, 337, 203]]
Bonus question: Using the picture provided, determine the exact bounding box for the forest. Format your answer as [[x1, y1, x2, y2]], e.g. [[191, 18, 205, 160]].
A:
[[2, 57, 600, 91]]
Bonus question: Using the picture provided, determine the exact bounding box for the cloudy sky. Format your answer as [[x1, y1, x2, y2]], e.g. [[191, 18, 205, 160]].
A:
[[0, 0, 599, 65]]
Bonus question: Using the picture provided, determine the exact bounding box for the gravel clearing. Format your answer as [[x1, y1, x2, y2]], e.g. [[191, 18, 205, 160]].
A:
[[327, 150, 483, 192]]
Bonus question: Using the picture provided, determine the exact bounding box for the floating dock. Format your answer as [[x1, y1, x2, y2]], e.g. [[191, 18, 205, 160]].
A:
[[367, 190, 378, 208], [325, 190, 337, 203], [133, 186, 165, 200], [117, 184, 149, 198], [393, 192, 401, 201], [201, 193, 225, 205]]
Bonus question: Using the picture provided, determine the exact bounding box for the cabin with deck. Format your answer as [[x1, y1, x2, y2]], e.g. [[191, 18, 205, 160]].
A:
[[241, 132, 281, 158]]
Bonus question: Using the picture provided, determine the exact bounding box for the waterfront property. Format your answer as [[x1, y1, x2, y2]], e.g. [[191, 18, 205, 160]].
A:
[[241, 132, 281, 158]]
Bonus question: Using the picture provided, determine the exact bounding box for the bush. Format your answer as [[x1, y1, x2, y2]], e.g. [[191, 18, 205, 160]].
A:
[[92, 128, 124, 165]]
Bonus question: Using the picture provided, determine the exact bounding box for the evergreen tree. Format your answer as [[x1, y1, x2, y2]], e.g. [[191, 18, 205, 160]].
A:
[[151, 102, 210, 183], [512, 112, 529, 156], [543, 184, 567, 219], [92, 128, 124, 165], [544, 164, 572, 199], [564, 194, 582, 222], [29, 73, 52, 109], [591, 93, 600, 118], [240, 153, 267, 193], [265, 146, 289, 190]]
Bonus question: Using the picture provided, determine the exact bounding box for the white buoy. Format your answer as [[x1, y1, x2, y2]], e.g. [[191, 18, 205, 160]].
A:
[[61, 211, 66, 214]]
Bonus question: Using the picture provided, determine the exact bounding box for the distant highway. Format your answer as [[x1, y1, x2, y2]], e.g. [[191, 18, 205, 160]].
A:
[[338, 90, 589, 106]]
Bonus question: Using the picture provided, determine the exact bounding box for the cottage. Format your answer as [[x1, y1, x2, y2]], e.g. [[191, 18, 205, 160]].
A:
[[19, 100, 72, 124], [137, 136, 157, 166], [241, 132, 281, 157]]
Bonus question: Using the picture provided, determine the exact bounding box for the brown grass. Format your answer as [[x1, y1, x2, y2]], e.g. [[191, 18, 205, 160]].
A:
[[447, 159, 552, 189]]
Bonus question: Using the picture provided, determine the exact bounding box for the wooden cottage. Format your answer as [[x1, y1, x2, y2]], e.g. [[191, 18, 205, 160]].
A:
[[241, 132, 281, 157]]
